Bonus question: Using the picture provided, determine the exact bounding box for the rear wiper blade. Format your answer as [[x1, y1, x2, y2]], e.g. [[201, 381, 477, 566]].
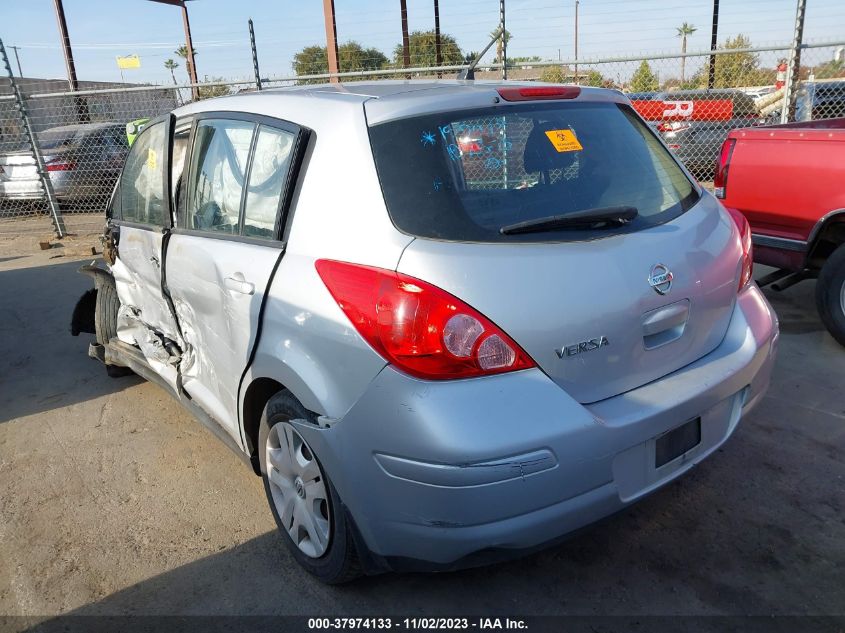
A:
[[500, 206, 638, 235]]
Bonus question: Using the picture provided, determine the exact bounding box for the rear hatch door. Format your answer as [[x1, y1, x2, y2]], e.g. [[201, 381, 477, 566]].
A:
[[368, 92, 743, 403], [397, 195, 740, 403]]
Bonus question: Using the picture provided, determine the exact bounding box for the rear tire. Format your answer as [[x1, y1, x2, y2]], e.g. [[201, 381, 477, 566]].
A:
[[95, 276, 119, 346], [258, 391, 362, 584], [816, 244, 845, 347]]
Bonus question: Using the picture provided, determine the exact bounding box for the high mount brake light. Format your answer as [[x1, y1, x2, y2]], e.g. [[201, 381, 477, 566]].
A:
[[496, 86, 581, 101], [714, 138, 736, 199], [45, 159, 76, 172], [726, 207, 753, 292], [315, 259, 536, 380]]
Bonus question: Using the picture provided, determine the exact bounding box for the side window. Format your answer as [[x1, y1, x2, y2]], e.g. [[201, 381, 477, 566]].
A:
[[186, 119, 254, 234], [243, 125, 295, 239], [117, 121, 167, 226]]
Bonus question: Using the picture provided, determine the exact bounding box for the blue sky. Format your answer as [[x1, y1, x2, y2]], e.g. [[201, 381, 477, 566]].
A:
[[2, 0, 843, 84]]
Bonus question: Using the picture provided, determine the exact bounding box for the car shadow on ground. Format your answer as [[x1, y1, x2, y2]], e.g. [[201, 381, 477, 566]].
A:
[[0, 257, 141, 425]]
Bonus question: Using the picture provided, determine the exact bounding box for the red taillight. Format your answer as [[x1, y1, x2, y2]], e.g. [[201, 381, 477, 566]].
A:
[[45, 159, 76, 172], [497, 86, 581, 101], [726, 207, 753, 291], [714, 138, 736, 199], [315, 259, 536, 380]]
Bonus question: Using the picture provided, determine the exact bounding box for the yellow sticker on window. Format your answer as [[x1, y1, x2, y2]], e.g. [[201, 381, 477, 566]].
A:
[[146, 148, 157, 170], [544, 129, 583, 153]]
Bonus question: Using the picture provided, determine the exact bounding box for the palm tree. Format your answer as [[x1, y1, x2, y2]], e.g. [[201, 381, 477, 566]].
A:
[[676, 22, 697, 84], [163, 58, 179, 85], [490, 28, 512, 64], [175, 45, 197, 82]]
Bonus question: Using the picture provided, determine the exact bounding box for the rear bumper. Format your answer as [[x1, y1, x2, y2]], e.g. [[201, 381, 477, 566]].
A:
[[295, 285, 778, 570], [0, 173, 113, 201]]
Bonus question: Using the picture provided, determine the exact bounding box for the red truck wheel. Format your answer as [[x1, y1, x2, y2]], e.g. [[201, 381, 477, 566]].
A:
[[816, 244, 845, 347]]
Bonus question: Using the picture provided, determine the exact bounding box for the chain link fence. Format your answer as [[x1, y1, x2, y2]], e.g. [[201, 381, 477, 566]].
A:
[[1, 38, 843, 239]]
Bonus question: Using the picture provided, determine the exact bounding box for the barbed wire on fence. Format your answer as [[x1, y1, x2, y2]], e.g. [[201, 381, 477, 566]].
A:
[[1, 37, 843, 239]]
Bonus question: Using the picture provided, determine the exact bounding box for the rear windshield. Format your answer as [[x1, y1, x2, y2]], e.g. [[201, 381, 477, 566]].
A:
[[368, 101, 698, 242]]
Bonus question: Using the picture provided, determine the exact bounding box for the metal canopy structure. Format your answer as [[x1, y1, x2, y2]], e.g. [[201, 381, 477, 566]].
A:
[[148, 0, 199, 99]]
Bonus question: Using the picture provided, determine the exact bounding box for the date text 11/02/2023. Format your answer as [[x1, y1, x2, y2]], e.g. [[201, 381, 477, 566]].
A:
[[307, 617, 529, 630]]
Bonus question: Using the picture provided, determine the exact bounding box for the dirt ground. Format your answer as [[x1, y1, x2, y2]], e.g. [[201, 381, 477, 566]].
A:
[[0, 243, 843, 628]]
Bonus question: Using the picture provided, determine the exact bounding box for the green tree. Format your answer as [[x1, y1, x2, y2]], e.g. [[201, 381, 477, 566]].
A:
[[510, 55, 542, 64], [630, 60, 659, 92], [393, 30, 463, 68], [539, 66, 565, 83], [490, 28, 512, 64], [703, 34, 774, 88], [584, 69, 605, 87], [338, 41, 388, 71], [175, 45, 197, 82], [813, 58, 845, 79], [293, 41, 388, 82], [676, 22, 697, 84], [197, 76, 232, 100], [163, 58, 179, 86], [293, 45, 329, 76]]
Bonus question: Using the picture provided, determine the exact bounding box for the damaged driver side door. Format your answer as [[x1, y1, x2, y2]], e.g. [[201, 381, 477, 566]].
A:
[[108, 114, 183, 390]]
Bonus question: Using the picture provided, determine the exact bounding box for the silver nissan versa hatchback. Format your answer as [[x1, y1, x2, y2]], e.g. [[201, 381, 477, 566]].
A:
[[72, 81, 778, 583]]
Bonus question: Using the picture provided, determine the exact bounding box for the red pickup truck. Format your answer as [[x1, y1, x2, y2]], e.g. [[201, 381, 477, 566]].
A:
[[716, 118, 845, 346]]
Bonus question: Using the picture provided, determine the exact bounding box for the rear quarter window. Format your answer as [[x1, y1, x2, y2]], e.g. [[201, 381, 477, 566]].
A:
[[368, 101, 698, 242]]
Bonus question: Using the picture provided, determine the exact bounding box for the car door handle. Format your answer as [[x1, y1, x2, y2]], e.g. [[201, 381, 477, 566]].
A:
[[149, 255, 160, 268], [224, 276, 255, 295]]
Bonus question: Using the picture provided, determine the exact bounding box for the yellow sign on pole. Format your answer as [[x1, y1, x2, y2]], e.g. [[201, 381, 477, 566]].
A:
[[116, 54, 141, 70]]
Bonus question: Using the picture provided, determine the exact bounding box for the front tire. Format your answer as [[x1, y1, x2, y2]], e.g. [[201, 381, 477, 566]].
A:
[[95, 276, 133, 377], [816, 244, 845, 347], [258, 391, 362, 584]]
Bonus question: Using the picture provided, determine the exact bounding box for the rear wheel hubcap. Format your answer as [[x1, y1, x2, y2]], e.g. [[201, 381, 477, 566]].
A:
[[265, 422, 331, 558]]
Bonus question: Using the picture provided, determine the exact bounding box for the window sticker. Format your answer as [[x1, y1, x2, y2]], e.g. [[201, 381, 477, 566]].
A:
[[544, 129, 583, 153], [146, 148, 157, 170]]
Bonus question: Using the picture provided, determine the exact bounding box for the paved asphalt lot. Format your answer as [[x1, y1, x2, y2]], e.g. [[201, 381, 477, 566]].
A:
[[0, 249, 843, 628]]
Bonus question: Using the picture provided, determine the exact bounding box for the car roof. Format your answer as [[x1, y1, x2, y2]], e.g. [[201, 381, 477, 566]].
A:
[[174, 80, 629, 127], [41, 122, 122, 135]]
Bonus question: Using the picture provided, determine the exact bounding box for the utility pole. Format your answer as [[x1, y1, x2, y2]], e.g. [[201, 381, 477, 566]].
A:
[[780, 0, 807, 123], [322, 0, 340, 83], [400, 0, 411, 79], [10, 45, 23, 77], [434, 0, 442, 78], [248, 18, 262, 90], [52, 0, 88, 122], [574, 0, 579, 84], [52, 0, 79, 91], [500, 0, 507, 80], [707, 0, 720, 89], [181, 2, 198, 99]]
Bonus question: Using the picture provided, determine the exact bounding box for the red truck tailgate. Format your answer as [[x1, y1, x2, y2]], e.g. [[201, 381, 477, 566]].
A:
[[722, 123, 845, 243]]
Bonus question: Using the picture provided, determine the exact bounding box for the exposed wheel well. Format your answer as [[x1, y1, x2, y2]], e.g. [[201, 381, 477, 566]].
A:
[[241, 377, 284, 474], [808, 216, 845, 269]]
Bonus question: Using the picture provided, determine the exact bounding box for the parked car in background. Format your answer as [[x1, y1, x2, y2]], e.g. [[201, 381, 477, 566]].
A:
[[630, 89, 765, 181], [73, 82, 777, 583], [0, 122, 128, 212], [796, 80, 845, 121], [717, 118, 845, 344]]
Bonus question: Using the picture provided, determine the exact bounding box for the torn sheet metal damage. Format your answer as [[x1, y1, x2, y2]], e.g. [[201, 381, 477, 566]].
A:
[[117, 305, 182, 391]]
